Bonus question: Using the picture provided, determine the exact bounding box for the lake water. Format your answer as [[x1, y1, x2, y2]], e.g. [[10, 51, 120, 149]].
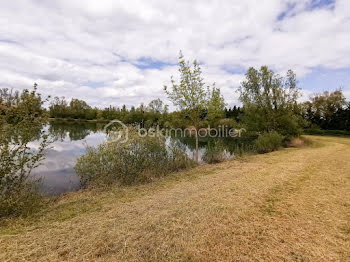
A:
[[30, 121, 255, 195], [29, 121, 107, 195]]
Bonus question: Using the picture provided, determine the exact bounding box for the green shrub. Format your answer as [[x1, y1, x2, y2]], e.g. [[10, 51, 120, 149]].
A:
[[254, 131, 284, 154], [202, 140, 228, 164], [0, 182, 44, 218], [0, 120, 48, 218], [0, 86, 49, 218], [75, 128, 195, 187]]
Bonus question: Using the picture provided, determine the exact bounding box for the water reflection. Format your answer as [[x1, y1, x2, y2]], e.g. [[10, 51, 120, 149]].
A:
[[48, 121, 106, 141], [30, 121, 255, 195], [31, 121, 107, 195]]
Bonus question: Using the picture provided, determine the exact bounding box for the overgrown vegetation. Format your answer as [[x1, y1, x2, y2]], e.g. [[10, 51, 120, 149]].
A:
[[302, 90, 350, 131], [202, 140, 228, 164], [239, 66, 303, 138], [3, 136, 350, 261], [0, 85, 50, 218], [75, 128, 194, 187], [254, 131, 284, 153], [164, 51, 226, 162], [2, 53, 350, 218]]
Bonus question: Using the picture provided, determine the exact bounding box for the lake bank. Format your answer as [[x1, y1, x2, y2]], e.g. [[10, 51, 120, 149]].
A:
[[29, 121, 258, 195], [2, 135, 350, 261]]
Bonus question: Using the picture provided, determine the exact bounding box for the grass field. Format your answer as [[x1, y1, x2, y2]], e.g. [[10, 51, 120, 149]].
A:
[[1, 136, 350, 261]]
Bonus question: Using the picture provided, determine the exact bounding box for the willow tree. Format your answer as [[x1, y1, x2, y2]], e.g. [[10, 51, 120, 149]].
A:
[[164, 52, 225, 162]]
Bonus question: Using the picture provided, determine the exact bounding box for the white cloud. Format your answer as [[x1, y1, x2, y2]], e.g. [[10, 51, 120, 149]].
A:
[[0, 0, 349, 108]]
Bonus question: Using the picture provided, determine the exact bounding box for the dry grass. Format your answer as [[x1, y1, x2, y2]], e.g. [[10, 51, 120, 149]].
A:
[[1, 135, 350, 261], [288, 137, 308, 148]]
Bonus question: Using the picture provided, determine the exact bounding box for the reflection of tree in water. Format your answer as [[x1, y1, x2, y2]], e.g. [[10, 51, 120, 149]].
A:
[[175, 135, 256, 155], [12, 121, 44, 142], [48, 121, 104, 141], [175, 135, 207, 150], [220, 137, 256, 155]]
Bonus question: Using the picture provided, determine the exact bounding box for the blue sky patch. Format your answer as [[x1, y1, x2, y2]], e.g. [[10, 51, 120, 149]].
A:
[[306, 0, 335, 11], [277, 2, 297, 21], [221, 66, 247, 75], [299, 67, 350, 94], [134, 57, 173, 70], [277, 0, 335, 21]]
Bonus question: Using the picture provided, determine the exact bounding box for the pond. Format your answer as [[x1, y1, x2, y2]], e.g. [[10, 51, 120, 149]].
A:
[[30, 120, 256, 195]]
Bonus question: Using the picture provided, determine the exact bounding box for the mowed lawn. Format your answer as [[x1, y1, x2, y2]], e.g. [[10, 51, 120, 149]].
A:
[[1, 136, 350, 261]]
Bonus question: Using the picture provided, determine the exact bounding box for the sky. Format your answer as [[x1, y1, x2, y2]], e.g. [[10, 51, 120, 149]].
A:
[[0, 0, 350, 109]]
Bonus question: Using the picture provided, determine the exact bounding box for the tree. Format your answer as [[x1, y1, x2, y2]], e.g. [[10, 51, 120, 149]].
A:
[[333, 102, 350, 131], [148, 98, 165, 113], [165, 51, 225, 162], [239, 66, 302, 137], [303, 90, 347, 130], [4, 84, 47, 124], [225, 106, 243, 121], [0, 85, 50, 217], [147, 99, 169, 127], [49, 96, 68, 118], [0, 88, 19, 109], [206, 85, 226, 126], [69, 99, 91, 119]]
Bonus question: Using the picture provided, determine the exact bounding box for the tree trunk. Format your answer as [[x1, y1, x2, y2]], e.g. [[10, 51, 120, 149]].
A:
[[195, 130, 199, 163]]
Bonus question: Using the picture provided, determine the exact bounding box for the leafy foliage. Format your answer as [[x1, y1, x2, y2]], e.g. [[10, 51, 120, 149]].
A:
[[225, 106, 243, 122], [254, 132, 284, 154], [302, 90, 349, 131], [164, 51, 207, 126], [75, 128, 194, 187], [0, 85, 50, 217], [206, 85, 226, 125], [164, 51, 226, 162], [239, 66, 303, 137], [202, 140, 228, 164], [49, 97, 99, 120]]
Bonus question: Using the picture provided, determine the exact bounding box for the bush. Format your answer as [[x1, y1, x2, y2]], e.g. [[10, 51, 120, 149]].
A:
[[0, 86, 49, 218], [75, 128, 195, 187], [0, 120, 48, 218], [0, 182, 43, 218], [202, 140, 229, 164], [254, 131, 284, 154]]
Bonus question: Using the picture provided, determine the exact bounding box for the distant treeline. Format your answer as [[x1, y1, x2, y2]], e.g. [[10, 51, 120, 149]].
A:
[[1, 87, 349, 131], [46, 91, 350, 132], [48, 96, 243, 128], [302, 90, 350, 131]]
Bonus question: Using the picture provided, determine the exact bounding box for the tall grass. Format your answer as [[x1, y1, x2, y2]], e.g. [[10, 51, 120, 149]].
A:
[[75, 128, 195, 187], [202, 140, 229, 164], [0, 182, 44, 218]]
